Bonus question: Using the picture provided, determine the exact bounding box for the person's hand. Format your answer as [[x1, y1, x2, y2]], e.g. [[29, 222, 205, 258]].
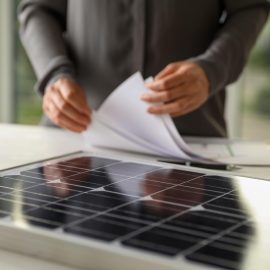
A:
[[141, 61, 210, 117], [43, 78, 91, 132]]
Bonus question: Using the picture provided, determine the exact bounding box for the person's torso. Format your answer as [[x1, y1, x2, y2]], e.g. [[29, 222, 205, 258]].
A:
[[66, 0, 226, 137]]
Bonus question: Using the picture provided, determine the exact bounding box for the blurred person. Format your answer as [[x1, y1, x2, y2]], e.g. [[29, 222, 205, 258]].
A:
[[19, 0, 269, 136]]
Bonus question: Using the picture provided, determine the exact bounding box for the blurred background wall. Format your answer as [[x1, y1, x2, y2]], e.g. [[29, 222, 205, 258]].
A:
[[0, 0, 269, 139]]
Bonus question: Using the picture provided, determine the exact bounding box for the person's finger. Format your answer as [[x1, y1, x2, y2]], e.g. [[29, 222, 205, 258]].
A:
[[170, 100, 194, 117], [155, 63, 179, 80], [147, 92, 206, 117], [147, 101, 184, 115], [146, 72, 187, 92], [45, 97, 87, 132], [50, 87, 91, 127], [141, 85, 188, 103], [56, 80, 91, 115]]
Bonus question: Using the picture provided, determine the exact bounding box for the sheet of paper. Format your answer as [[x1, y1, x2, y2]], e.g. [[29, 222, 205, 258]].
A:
[[89, 72, 191, 159], [161, 114, 209, 160], [83, 113, 165, 156]]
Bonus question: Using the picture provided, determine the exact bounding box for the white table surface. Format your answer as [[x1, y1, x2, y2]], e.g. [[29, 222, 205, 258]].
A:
[[1, 123, 270, 270]]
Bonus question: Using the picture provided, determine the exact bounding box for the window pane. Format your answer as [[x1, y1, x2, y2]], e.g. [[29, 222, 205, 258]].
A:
[[14, 0, 42, 125], [242, 20, 270, 140]]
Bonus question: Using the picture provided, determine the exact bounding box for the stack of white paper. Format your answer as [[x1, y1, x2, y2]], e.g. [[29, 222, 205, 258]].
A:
[[83, 72, 212, 162]]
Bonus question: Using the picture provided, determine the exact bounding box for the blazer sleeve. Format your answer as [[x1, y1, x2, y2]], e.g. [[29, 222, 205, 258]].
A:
[[18, 0, 75, 94], [192, 0, 269, 96]]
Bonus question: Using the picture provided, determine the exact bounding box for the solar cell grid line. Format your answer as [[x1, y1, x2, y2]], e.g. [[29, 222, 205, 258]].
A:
[[152, 168, 203, 179], [180, 218, 250, 257], [0, 186, 14, 194], [15, 202, 99, 230], [159, 211, 245, 237], [107, 200, 188, 225], [65, 214, 167, 242], [196, 237, 247, 252], [135, 169, 204, 186], [122, 227, 206, 256], [82, 213, 148, 231], [174, 184, 230, 197], [101, 211, 154, 226], [214, 234, 251, 248], [61, 171, 128, 190], [44, 164, 90, 173], [17, 184, 95, 213], [232, 223, 256, 238], [158, 223, 215, 239], [43, 203, 97, 217], [47, 182, 95, 193], [2, 192, 56, 207], [2, 170, 121, 227], [25, 184, 87, 202], [51, 160, 93, 169], [24, 206, 89, 229], [0, 195, 42, 214], [180, 177, 235, 193], [18, 188, 139, 232], [61, 191, 139, 210], [32, 171, 150, 210], [173, 209, 244, 227], [19, 182, 87, 199], [18, 191, 61, 206], [204, 195, 248, 217], [59, 166, 205, 233], [151, 185, 224, 207], [101, 169, 205, 198], [94, 162, 162, 177], [5, 190, 100, 230], [185, 223, 254, 270], [3, 174, 47, 184], [195, 207, 250, 222], [10, 174, 141, 227], [18, 214, 65, 229], [65, 200, 189, 241], [0, 182, 42, 194], [121, 212, 249, 259], [19, 158, 204, 203], [117, 186, 236, 245], [47, 160, 123, 176], [103, 169, 206, 199], [17, 160, 165, 205], [56, 156, 122, 171], [104, 177, 174, 197], [23, 157, 122, 179], [1, 176, 45, 192], [21, 165, 82, 178], [16, 162, 133, 201], [21, 167, 88, 181]]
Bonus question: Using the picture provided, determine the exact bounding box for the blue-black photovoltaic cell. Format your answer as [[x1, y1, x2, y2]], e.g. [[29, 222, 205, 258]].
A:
[[0, 155, 260, 270]]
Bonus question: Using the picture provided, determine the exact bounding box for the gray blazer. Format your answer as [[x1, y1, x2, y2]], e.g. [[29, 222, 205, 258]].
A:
[[18, 0, 269, 137]]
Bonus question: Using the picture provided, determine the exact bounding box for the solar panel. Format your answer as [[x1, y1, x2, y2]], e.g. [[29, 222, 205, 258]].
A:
[[0, 153, 270, 270]]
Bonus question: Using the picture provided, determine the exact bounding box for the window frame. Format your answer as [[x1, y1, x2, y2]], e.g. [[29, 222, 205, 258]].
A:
[[0, 0, 16, 123]]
